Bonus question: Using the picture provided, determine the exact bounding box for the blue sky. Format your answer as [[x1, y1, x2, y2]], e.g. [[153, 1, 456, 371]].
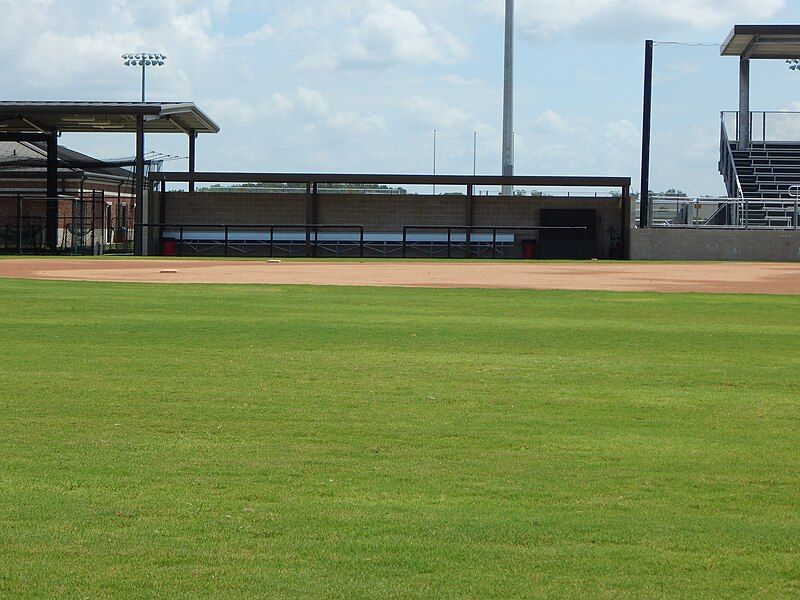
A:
[[1, 0, 799, 194]]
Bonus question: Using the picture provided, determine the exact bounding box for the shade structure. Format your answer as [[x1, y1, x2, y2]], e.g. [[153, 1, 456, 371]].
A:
[[721, 25, 800, 59]]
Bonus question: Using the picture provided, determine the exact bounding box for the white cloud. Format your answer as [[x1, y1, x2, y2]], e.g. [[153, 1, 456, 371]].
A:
[[441, 74, 485, 87], [296, 87, 331, 116], [298, 0, 468, 70], [404, 96, 475, 129], [231, 23, 275, 47], [476, 0, 785, 40]]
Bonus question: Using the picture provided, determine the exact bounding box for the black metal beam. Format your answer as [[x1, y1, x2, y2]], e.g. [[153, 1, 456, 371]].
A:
[[150, 171, 631, 188], [188, 129, 197, 192], [46, 130, 58, 250], [639, 39, 654, 229], [134, 114, 145, 256], [0, 132, 50, 143], [0, 171, 86, 179]]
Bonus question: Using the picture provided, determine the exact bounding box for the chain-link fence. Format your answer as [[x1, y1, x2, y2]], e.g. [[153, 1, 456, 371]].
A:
[[722, 111, 800, 144]]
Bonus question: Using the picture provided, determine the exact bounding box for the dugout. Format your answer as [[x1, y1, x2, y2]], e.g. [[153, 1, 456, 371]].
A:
[[144, 172, 632, 259]]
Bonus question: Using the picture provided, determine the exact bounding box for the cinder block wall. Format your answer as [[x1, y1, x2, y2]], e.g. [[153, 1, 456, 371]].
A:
[[164, 192, 307, 225], [163, 192, 624, 257], [630, 228, 800, 261]]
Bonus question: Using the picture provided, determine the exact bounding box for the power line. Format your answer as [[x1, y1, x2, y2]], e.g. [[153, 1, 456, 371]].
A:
[[653, 41, 720, 47]]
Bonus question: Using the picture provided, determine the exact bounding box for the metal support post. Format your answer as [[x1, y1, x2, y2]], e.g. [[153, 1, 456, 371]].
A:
[[16, 193, 22, 254], [134, 114, 145, 255], [639, 40, 654, 229], [46, 130, 59, 250], [466, 184, 474, 257], [188, 130, 197, 192], [739, 57, 751, 151]]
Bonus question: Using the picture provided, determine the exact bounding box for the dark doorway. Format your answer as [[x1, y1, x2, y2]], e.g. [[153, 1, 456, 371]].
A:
[[539, 209, 596, 259]]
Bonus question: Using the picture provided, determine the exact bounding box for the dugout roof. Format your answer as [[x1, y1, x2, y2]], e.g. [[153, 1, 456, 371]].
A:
[[0, 101, 220, 134], [721, 25, 800, 59]]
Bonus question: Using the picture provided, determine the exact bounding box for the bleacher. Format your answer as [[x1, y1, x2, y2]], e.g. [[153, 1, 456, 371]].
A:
[[720, 112, 800, 228]]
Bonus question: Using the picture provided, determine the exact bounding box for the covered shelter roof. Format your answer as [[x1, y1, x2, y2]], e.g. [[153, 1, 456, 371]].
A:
[[721, 25, 800, 59], [0, 101, 220, 134]]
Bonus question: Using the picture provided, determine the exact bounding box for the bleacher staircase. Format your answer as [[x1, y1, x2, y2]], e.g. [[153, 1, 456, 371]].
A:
[[721, 139, 800, 228]]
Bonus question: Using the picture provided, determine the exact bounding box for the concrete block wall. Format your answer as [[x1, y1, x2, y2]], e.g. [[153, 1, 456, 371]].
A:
[[317, 195, 468, 231], [164, 192, 307, 225], [630, 228, 800, 261]]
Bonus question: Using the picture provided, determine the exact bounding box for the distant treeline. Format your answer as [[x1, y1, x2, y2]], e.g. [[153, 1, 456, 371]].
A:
[[203, 183, 409, 194]]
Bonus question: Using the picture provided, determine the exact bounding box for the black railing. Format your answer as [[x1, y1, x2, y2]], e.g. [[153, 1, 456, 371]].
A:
[[135, 223, 589, 259], [401, 225, 588, 259], [136, 224, 366, 258]]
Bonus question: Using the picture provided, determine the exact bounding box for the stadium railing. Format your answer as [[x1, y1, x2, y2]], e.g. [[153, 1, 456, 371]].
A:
[[136, 223, 589, 259], [649, 196, 800, 229]]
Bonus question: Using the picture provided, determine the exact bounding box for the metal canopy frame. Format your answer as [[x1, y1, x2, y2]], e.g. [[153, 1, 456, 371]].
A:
[[0, 101, 219, 252], [151, 172, 630, 188], [0, 101, 219, 134], [721, 25, 800, 150], [721, 25, 800, 59]]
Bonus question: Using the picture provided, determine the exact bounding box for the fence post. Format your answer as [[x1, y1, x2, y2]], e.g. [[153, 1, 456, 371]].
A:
[[493, 228, 497, 259], [179, 225, 184, 257], [16, 194, 22, 255], [224, 225, 229, 258], [270, 226, 274, 258], [402, 227, 407, 258], [447, 227, 452, 259], [91, 191, 97, 254], [745, 199, 749, 230], [359, 226, 364, 259]]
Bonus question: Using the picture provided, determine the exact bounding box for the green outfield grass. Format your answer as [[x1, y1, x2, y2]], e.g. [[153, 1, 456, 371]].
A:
[[0, 279, 798, 598]]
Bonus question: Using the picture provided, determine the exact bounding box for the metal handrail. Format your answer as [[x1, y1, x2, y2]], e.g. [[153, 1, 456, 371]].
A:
[[720, 116, 744, 200], [650, 196, 799, 230]]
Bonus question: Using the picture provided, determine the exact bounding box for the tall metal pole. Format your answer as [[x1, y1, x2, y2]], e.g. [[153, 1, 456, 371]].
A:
[[433, 129, 437, 195], [141, 64, 146, 102], [639, 39, 654, 229], [501, 0, 514, 196], [473, 131, 477, 176]]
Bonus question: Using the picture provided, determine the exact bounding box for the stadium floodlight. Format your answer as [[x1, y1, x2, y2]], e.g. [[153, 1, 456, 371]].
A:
[[122, 51, 167, 101], [787, 59, 800, 71]]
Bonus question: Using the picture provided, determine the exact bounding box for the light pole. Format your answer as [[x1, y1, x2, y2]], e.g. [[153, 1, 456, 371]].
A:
[[502, 0, 514, 196], [787, 59, 800, 71], [122, 53, 167, 102], [473, 131, 477, 176], [433, 129, 437, 195]]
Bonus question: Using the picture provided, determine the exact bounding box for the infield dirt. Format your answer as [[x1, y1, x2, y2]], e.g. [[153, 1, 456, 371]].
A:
[[2, 258, 800, 294]]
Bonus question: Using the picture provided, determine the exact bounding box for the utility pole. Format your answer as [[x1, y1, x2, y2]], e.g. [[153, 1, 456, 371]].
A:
[[502, 0, 514, 196]]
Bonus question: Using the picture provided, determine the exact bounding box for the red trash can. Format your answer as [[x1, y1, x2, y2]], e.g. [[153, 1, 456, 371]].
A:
[[522, 239, 537, 259], [160, 239, 177, 256]]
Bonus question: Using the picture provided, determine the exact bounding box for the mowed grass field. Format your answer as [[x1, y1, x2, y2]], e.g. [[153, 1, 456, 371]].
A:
[[0, 278, 798, 598]]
